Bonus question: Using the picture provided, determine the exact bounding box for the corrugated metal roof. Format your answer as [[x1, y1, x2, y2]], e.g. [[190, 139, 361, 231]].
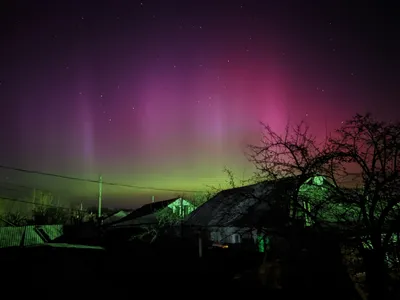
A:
[[26, 243, 105, 250], [185, 177, 300, 228], [0, 225, 63, 248], [41, 225, 63, 240], [185, 181, 276, 227]]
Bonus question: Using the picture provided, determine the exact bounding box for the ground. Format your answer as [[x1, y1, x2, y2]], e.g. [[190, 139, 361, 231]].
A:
[[0, 238, 362, 299]]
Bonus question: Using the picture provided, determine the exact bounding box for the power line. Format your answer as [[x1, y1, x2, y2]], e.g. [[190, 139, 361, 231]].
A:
[[0, 164, 202, 193], [0, 195, 85, 212], [0, 181, 33, 191]]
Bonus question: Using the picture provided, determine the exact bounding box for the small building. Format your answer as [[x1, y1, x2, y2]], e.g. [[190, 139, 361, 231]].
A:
[[184, 175, 333, 249], [109, 197, 196, 227]]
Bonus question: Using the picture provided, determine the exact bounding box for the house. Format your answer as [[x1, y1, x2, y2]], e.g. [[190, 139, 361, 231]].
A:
[[0, 224, 64, 248], [184, 175, 333, 247], [102, 210, 131, 225], [109, 197, 196, 227], [168, 198, 196, 217]]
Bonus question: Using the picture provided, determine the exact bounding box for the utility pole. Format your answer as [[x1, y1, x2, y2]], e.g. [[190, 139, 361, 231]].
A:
[[98, 175, 103, 220]]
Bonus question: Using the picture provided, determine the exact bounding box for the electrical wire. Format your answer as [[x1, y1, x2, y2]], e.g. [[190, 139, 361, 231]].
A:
[[0, 195, 86, 212], [0, 164, 202, 193]]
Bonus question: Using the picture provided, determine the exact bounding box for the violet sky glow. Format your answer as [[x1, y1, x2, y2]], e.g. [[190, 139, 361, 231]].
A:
[[0, 1, 399, 207]]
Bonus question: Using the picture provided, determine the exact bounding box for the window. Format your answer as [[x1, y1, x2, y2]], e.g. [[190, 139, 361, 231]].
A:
[[233, 234, 240, 243]]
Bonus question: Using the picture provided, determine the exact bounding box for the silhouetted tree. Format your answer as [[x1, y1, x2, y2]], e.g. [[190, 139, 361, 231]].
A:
[[0, 211, 27, 226], [247, 121, 337, 224], [31, 190, 69, 225], [247, 114, 400, 300], [327, 114, 400, 300]]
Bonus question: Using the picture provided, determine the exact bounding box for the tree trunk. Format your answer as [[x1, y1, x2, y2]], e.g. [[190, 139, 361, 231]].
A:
[[364, 248, 389, 300]]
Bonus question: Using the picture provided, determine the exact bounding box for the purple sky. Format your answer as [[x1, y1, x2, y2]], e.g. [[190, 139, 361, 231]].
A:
[[0, 0, 399, 208]]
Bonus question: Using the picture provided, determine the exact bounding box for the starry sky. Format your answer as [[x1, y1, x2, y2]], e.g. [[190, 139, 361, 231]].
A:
[[0, 0, 399, 208]]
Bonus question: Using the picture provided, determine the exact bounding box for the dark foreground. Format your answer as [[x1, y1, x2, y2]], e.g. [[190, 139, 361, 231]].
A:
[[0, 239, 362, 300]]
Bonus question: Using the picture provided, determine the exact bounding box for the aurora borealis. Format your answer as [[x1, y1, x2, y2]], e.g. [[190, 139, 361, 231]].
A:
[[0, 1, 399, 207]]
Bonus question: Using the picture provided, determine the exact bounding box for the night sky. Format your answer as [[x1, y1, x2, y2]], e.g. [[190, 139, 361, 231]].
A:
[[0, 1, 399, 207]]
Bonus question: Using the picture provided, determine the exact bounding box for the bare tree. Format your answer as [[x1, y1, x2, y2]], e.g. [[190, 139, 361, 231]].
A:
[[247, 121, 337, 223], [0, 211, 27, 226], [328, 114, 400, 300], [247, 114, 400, 299], [32, 190, 68, 225], [248, 121, 324, 179]]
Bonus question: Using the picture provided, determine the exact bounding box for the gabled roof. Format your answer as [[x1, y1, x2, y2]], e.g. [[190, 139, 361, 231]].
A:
[[102, 210, 130, 225], [108, 198, 180, 226], [185, 177, 300, 228]]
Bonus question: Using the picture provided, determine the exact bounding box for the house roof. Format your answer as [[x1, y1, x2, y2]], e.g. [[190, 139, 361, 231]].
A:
[[108, 197, 180, 226], [0, 225, 63, 248], [26, 243, 105, 250], [102, 210, 130, 225], [185, 177, 301, 228]]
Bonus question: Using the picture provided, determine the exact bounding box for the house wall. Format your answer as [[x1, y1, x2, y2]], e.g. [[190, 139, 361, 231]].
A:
[[207, 226, 258, 245], [297, 176, 332, 225], [167, 198, 196, 218]]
